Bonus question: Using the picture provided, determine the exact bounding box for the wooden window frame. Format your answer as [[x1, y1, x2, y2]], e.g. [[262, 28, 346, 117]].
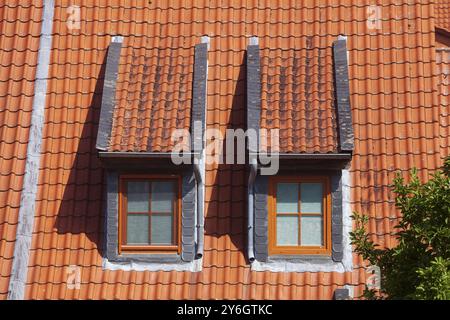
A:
[[118, 174, 181, 254], [268, 176, 331, 255]]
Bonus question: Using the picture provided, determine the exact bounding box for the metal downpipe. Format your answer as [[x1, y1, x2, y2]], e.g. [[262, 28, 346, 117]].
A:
[[248, 158, 258, 262], [193, 162, 204, 259]]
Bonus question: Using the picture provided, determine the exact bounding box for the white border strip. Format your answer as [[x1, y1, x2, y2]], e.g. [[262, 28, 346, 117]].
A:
[[341, 168, 353, 271], [7, 0, 54, 300], [102, 258, 202, 272]]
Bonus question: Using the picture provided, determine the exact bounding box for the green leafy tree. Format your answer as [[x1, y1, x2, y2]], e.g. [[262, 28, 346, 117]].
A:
[[351, 157, 450, 300]]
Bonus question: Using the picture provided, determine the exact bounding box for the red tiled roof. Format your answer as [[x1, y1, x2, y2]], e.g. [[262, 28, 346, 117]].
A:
[[437, 48, 449, 155], [260, 46, 338, 153], [0, 0, 446, 300], [435, 0, 449, 31], [108, 40, 341, 154], [108, 40, 194, 152], [0, 1, 42, 299]]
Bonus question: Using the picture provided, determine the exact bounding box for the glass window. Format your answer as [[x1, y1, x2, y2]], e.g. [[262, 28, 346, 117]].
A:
[[276, 183, 298, 213], [151, 213, 173, 244], [300, 183, 322, 213], [127, 214, 149, 244], [127, 181, 149, 212], [120, 177, 179, 252], [276, 215, 299, 246], [151, 181, 174, 212], [301, 216, 323, 246], [270, 177, 330, 255]]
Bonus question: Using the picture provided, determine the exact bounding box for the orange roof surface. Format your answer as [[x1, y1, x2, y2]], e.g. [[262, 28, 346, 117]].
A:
[[435, 0, 449, 31], [260, 46, 339, 153], [437, 48, 449, 154], [0, 0, 447, 299], [0, 1, 42, 299], [108, 41, 341, 154], [109, 41, 194, 152]]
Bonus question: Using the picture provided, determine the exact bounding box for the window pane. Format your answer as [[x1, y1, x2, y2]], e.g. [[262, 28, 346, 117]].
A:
[[301, 216, 323, 246], [151, 214, 173, 244], [151, 181, 175, 212], [127, 214, 149, 244], [127, 181, 149, 212], [300, 183, 323, 213], [276, 183, 298, 213], [276, 215, 299, 246]]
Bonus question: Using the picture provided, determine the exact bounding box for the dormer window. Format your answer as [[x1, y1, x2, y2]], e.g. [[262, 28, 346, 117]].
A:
[[119, 175, 180, 254], [96, 37, 209, 268], [268, 176, 331, 255], [247, 37, 354, 270]]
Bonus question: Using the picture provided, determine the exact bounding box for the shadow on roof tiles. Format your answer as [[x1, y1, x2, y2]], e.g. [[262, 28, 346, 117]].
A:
[[53, 59, 107, 250]]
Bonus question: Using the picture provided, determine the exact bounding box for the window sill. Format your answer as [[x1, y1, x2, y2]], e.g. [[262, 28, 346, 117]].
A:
[[102, 254, 202, 272], [119, 246, 180, 254], [251, 255, 352, 273], [269, 254, 333, 262]]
